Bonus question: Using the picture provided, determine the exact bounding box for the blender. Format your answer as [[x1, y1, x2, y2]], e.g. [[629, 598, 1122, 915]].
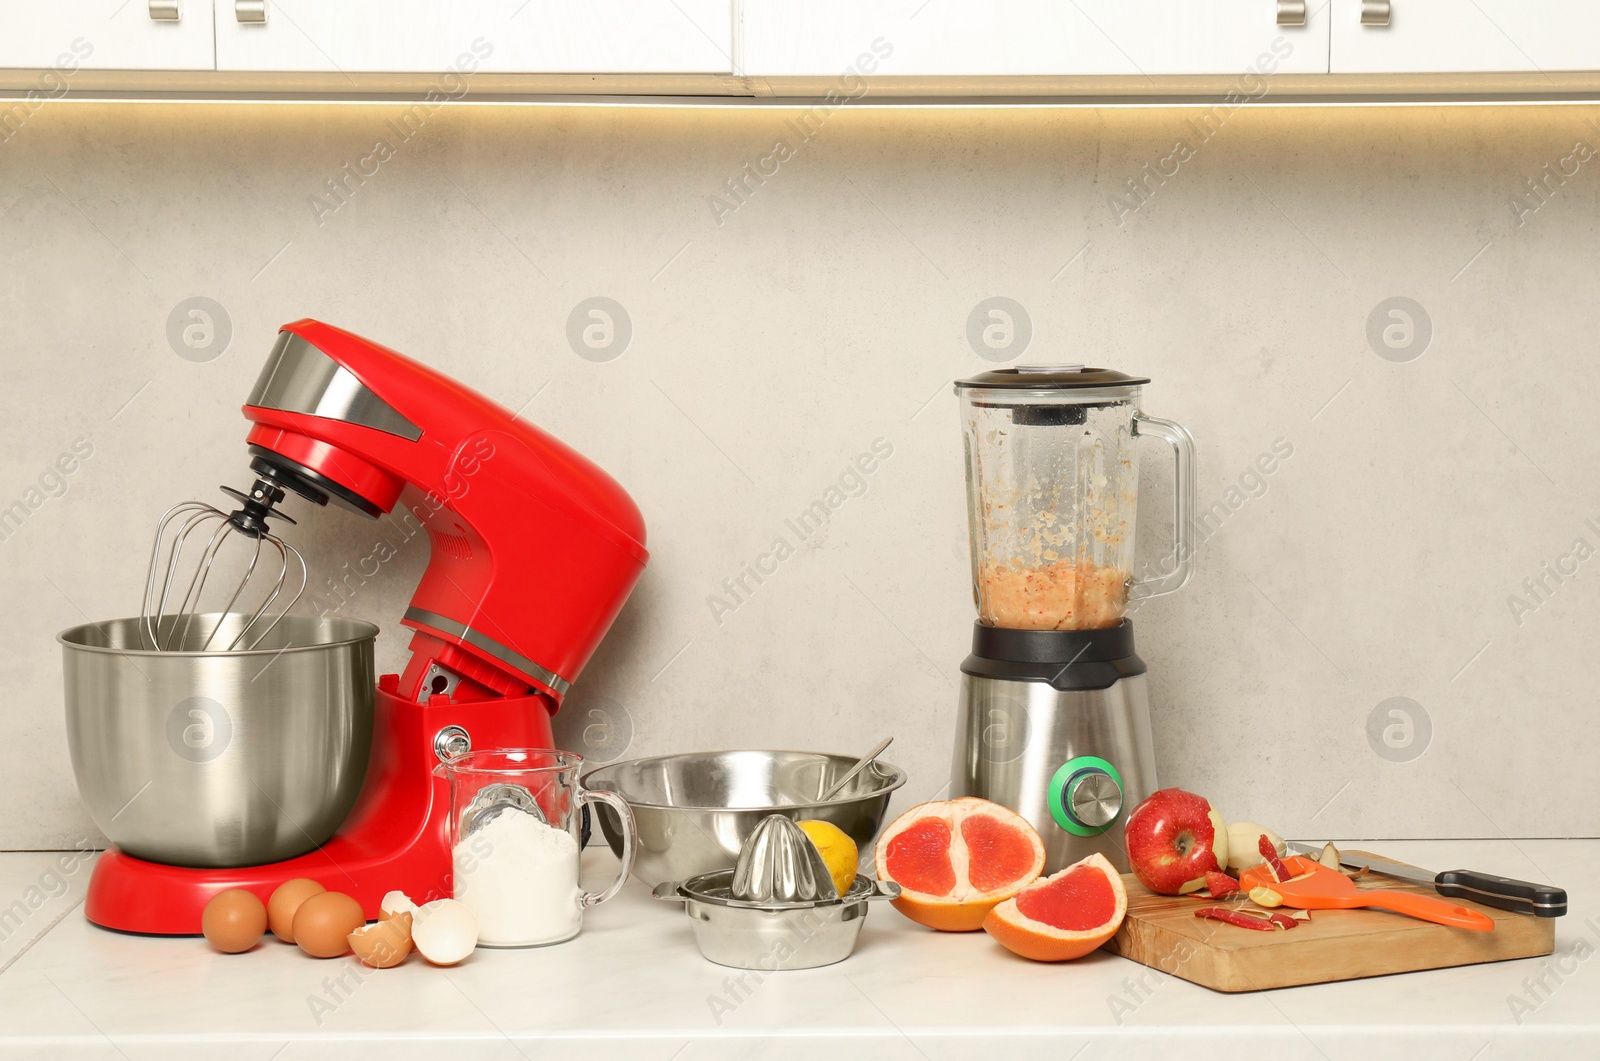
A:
[[949, 366, 1194, 873]]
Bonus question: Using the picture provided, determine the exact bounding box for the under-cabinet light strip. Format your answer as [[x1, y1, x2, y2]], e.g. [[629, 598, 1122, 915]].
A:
[[5, 92, 1600, 108]]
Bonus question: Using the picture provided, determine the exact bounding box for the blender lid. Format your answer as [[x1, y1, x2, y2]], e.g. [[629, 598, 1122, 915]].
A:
[[954, 366, 1150, 390]]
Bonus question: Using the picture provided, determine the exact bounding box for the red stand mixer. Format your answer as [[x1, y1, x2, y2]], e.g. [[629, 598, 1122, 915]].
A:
[[68, 319, 648, 934]]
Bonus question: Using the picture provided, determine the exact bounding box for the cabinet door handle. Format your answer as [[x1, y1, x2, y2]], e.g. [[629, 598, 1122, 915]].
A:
[[1361, 0, 1391, 26], [1276, 1, 1306, 26], [148, 0, 181, 20], [236, 0, 268, 23]]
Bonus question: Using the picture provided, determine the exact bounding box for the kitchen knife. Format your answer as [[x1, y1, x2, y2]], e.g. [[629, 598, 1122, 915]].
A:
[[1286, 843, 1567, 918]]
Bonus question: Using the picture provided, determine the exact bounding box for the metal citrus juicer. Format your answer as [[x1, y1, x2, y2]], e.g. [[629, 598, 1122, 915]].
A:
[[949, 366, 1194, 873], [59, 319, 649, 934], [653, 814, 900, 970]]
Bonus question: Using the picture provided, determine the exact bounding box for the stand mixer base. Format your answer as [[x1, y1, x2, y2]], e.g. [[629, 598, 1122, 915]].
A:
[[85, 679, 555, 935]]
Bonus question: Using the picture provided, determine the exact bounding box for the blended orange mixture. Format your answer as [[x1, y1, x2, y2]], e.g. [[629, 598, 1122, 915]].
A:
[[978, 559, 1129, 630]]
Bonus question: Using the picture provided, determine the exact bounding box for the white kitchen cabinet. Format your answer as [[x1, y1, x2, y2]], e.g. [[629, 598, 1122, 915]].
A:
[[740, 0, 1329, 78], [6, 0, 1600, 98], [0, 0, 215, 71], [214, 0, 732, 74], [1330, 0, 1600, 74]]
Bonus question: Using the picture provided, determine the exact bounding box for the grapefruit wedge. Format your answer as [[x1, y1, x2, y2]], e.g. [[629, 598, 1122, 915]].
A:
[[983, 852, 1127, 962], [874, 797, 1045, 931]]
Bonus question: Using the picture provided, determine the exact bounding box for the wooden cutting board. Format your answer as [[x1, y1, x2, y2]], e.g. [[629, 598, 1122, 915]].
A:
[[1104, 850, 1555, 992]]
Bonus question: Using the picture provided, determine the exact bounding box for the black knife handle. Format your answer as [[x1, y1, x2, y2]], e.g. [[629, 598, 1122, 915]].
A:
[[1436, 870, 1567, 918]]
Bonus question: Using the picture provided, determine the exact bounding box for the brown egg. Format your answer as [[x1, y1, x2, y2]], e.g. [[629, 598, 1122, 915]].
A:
[[267, 878, 326, 943], [201, 889, 267, 954], [349, 914, 412, 968], [293, 891, 366, 959]]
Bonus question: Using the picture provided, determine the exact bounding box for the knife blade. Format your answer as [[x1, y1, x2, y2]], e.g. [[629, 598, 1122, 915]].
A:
[[1285, 843, 1567, 918]]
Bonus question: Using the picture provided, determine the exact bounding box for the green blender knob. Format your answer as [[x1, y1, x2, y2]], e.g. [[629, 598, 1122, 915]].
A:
[[1048, 757, 1124, 836]]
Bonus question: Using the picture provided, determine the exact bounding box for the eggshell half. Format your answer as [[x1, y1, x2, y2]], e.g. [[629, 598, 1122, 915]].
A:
[[350, 916, 413, 968], [411, 899, 478, 966]]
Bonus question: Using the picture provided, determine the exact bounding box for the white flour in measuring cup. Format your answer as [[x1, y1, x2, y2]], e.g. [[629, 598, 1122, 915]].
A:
[[454, 807, 582, 946]]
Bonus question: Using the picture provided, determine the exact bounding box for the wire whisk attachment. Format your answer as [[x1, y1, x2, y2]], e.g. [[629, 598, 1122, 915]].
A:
[[140, 476, 307, 652]]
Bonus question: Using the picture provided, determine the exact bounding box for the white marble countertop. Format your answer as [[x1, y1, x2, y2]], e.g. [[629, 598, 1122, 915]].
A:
[[0, 839, 1594, 1060]]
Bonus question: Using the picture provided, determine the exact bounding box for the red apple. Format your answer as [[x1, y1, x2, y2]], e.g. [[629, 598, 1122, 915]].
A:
[[1123, 788, 1229, 895]]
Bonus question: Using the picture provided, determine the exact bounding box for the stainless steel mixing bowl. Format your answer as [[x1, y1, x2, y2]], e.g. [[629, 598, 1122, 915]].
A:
[[580, 750, 906, 887], [59, 614, 377, 868]]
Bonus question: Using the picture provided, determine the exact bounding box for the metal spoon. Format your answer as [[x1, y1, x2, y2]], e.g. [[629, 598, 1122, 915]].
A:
[[820, 737, 893, 801]]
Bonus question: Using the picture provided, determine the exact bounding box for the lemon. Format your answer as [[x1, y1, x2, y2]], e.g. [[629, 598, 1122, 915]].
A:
[[797, 820, 858, 896]]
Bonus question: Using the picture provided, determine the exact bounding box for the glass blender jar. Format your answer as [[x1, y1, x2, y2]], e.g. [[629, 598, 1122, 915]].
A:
[[950, 366, 1194, 873], [959, 366, 1194, 628]]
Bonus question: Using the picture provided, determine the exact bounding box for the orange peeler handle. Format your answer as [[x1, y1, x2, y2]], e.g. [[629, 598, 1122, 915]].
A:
[[1364, 888, 1495, 931]]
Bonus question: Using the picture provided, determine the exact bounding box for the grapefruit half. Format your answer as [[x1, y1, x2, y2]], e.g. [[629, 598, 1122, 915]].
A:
[[874, 797, 1045, 931], [982, 851, 1127, 961]]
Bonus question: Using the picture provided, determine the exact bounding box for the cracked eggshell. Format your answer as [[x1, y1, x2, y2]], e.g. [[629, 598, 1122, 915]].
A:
[[412, 899, 478, 966], [380, 890, 419, 921], [350, 916, 413, 969]]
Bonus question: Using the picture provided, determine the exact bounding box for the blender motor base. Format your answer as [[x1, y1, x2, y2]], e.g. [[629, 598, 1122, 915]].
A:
[[950, 621, 1159, 876]]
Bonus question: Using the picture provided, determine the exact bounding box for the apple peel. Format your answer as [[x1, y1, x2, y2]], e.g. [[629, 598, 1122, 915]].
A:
[[1259, 834, 1291, 882], [1194, 907, 1301, 932], [1195, 907, 1276, 931], [1201, 870, 1242, 899]]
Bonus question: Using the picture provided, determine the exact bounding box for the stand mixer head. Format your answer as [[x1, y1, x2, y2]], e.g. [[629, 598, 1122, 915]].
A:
[[239, 318, 650, 708]]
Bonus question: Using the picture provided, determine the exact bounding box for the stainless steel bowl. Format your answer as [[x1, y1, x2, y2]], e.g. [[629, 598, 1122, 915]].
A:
[[59, 614, 377, 868], [580, 750, 906, 887], [653, 871, 899, 970]]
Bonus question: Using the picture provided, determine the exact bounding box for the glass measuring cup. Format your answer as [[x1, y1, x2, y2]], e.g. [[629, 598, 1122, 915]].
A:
[[435, 748, 636, 947]]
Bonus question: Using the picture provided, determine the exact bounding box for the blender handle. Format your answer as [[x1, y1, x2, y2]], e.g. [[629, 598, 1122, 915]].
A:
[[578, 789, 637, 908], [1128, 413, 1195, 600]]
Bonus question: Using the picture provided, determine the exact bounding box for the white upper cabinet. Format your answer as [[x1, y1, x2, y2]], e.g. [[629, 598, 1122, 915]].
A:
[[1330, 0, 1600, 74], [0, 0, 215, 71], [214, 0, 733, 74], [6, 0, 1600, 94], [740, 0, 1330, 78]]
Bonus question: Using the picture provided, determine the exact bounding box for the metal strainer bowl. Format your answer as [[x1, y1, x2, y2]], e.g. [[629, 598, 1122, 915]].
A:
[[581, 749, 906, 886]]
